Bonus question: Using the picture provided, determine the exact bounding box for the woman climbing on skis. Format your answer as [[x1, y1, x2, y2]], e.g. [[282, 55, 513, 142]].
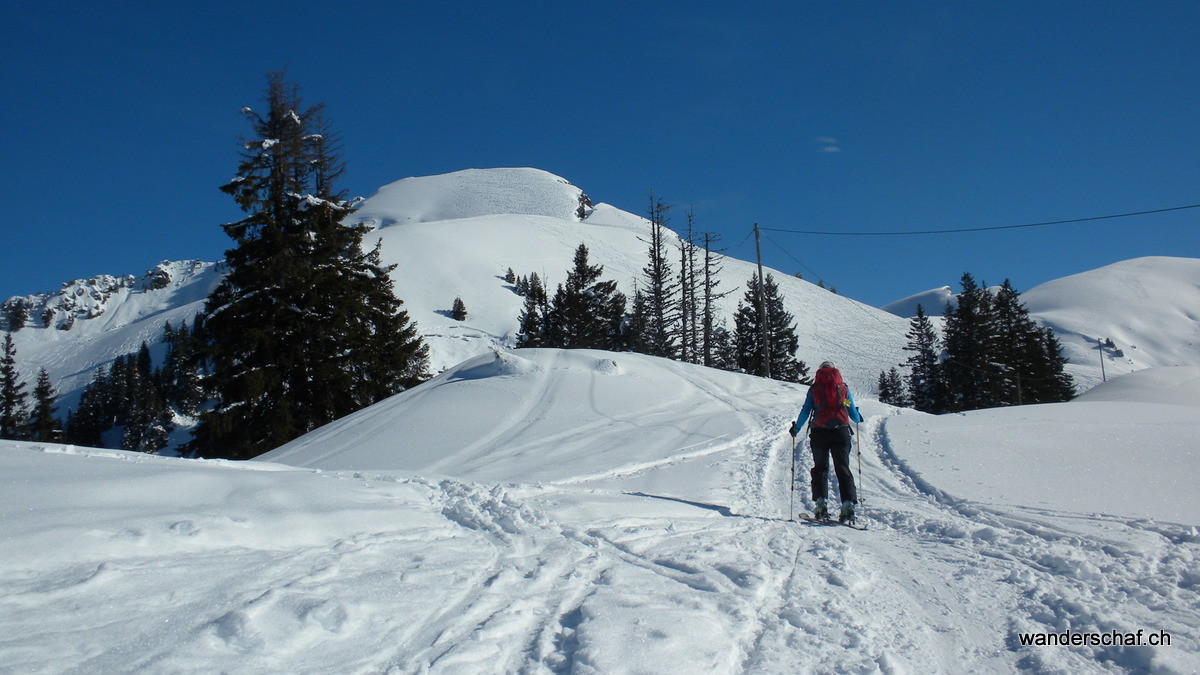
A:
[[789, 361, 864, 524]]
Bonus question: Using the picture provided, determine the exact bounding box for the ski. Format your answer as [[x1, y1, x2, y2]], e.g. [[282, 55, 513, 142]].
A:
[[798, 514, 868, 530]]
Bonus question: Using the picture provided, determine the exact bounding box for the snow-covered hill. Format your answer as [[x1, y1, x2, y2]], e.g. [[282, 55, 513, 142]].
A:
[[3, 349, 1197, 671], [880, 257, 1200, 392], [880, 285, 956, 318], [1023, 257, 1200, 391], [351, 168, 908, 391]]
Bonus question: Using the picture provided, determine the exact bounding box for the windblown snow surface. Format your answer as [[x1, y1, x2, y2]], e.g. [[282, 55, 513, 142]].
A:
[[3, 350, 1198, 673]]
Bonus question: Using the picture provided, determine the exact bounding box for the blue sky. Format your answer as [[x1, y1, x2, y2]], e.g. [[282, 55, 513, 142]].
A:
[[3, 1, 1197, 308]]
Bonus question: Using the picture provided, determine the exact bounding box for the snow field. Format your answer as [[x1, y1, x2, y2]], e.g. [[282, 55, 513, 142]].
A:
[[4, 350, 1198, 671]]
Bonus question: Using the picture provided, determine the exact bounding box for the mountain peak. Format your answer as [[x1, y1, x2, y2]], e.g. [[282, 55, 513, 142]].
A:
[[352, 168, 590, 229]]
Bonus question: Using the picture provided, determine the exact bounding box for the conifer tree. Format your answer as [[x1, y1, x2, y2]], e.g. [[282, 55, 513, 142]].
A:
[[27, 368, 63, 442], [528, 273, 547, 305], [708, 323, 739, 372], [877, 367, 908, 407], [638, 194, 679, 358], [1035, 327, 1077, 402], [991, 280, 1074, 404], [3, 300, 30, 332], [66, 367, 108, 447], [515, 293, 546, 348], [161, 319, 205, 416], [677, 209, 701, 364], [543, 244, 626, 350], [903, 304, 950, 414], [515, 273, 548, 348], [0, 333, 29, 439], [942, 273, 1000, 411], [193, 73, 427, 459], [451, 297, 468, 321], [699, 232, 731, 368], [623, 287, 651, 354], [733, 273, 808, 382]]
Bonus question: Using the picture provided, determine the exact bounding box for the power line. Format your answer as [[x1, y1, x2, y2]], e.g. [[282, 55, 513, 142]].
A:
[[758, 231, 911, 366], [759, 203, 1200, 237], [758, 231, 1066, 383]]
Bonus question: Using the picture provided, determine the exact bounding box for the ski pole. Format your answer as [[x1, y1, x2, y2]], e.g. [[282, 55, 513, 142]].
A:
[[788, 435, 797, 521], [856, 421, 863, 516]]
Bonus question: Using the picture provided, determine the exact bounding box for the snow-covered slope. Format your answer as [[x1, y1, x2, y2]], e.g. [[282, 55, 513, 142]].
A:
[[2, 261, 221, 409], [1023, 257, 1200, 391], [880, 285, 956, 317], [351, 169, 909, 392], [1073, 365, 1200, 406], [880, 257, 1200, 392], [262, 348, 796, 497], [4, 349, 1197, 672]]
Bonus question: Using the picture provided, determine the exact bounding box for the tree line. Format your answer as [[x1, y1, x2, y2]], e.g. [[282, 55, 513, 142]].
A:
[[878, 273, 1075, 413], [508, 196, 809, 382], [64, 319, 207, 451]]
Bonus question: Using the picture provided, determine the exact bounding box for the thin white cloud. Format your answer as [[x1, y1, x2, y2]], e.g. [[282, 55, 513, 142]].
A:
[[814, 136, 841, 153]]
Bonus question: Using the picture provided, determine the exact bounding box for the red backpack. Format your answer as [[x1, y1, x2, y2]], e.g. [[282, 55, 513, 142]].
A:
[[812, 366, 851, 428]]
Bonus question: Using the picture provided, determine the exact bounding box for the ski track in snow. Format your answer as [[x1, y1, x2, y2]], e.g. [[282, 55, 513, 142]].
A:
[[3, 401, 1198, 672]]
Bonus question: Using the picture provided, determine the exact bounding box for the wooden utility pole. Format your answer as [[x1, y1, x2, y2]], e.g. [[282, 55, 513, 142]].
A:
[[753, 223, 771, 379]]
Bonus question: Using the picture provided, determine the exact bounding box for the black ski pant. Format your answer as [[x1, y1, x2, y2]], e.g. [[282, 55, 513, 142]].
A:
[[809, 426, 856, 505]]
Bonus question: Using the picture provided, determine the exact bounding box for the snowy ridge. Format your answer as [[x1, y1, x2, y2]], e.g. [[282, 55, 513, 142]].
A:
[[2, 260, 213, 334], [7, 169, 1197, 411], [3, 261, 221, 410], [5, 169, 911, 409], [352, 168, 589, 227]]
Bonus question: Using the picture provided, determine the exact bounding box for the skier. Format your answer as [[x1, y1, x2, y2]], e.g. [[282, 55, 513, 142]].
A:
[[789, 361, 864, 523]]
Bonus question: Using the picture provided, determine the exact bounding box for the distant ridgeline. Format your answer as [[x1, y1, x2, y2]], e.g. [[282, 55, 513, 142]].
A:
[[1, 261, 211, 332]]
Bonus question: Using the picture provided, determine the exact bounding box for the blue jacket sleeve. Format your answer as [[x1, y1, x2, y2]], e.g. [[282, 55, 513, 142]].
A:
[[794, 389, 815, 429], [847, 390, 864, 424]]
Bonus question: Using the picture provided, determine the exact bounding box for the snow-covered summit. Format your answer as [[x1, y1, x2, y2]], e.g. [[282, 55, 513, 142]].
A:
[[352, 168, 591, 228], [880, 286, 956, 318]]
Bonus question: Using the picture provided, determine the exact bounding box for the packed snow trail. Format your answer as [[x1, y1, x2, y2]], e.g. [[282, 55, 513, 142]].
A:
[[3, 352, 1198, 672]]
